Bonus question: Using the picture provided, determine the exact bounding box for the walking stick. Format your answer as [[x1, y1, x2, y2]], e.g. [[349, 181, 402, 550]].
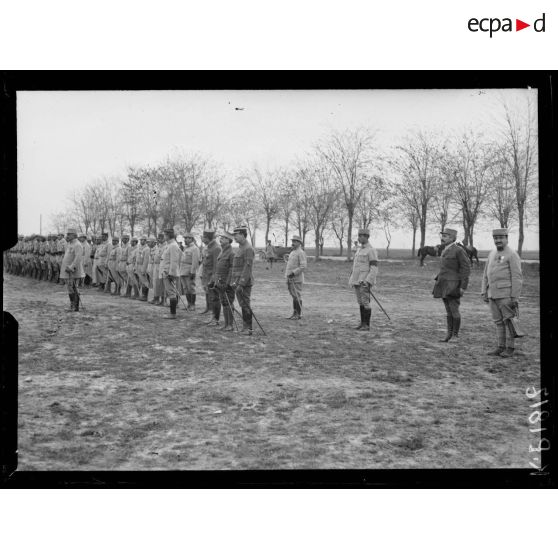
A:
[[222, 284, 240, 332], [70, 271, 86, 312], [288, 276, 303, 315], [168, 276, 188, 310], [367, 286, 390, 321]]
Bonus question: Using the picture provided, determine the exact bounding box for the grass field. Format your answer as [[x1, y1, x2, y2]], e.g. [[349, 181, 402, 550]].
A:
[[5, 256, 541, 470]]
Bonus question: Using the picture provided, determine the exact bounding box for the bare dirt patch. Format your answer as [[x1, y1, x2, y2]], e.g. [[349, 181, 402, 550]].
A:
[[5, 258, 540, 470]]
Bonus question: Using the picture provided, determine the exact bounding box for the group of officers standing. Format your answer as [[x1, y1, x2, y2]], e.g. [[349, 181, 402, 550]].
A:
[[5, 224, 525, 354]]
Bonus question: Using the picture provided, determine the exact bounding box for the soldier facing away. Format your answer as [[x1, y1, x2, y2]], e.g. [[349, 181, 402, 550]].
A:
[[481, 228, 524, 358]]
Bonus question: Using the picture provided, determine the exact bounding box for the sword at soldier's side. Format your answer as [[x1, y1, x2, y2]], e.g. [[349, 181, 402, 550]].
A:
[[367, 287, 391, 321]]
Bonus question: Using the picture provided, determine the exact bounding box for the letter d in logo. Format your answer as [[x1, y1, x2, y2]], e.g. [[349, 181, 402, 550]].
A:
[[534, 13, 546, 32]]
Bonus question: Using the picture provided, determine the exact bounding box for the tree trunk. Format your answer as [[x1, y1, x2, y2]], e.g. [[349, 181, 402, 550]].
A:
[[419, 219, 426, 249], [338, 239, 343, 257], [346, 211, 353, 261], [315, 237, 320, 261], [517, 206, 524, 256]]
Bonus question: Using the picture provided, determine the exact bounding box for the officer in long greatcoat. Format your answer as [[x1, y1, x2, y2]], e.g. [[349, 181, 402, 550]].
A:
[[349, 228, 378, 331], [232, 226, 255, 335], [432, 227, 471, 342], [481, 228, 523, 358], [201, 229, 222, 322], [214, 231, 236, 330], [160, 228, 182, 319], [179, 231, 200, 311]]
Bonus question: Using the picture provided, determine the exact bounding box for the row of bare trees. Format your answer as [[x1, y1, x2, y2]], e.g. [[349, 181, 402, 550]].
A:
[[50, 100, 537, 257]]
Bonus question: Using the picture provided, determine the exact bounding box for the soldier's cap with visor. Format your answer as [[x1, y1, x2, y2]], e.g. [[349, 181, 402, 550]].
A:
[[440, 228, 458, 237], [112, 236, 120, 242], [291, 234, 302, 243], [131, 237, 138, 242], [67, 227, 78, 235], [140, 235, 147, 241], [147, 236, 157, 243], [163, 228, 175, 237], [121, 232, 130, 239], [78, 232, 87, 238], [220, 231, 234, 241], [203, 228, 215, 237], [357, 228, 370, 237], [183, 231, 195, 239], [233, 226, 248, 236], [492, 228, 508, 236], [101, 232, 108, 237]]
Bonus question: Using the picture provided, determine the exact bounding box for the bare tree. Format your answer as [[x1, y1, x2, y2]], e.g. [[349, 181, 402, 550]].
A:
[[500, 98, 537, 255], [276, 171, 297, 245], [486, 155, 517, 228], [329, 195, 349, 258], [444, 131, 495, 246], [298, 162, 337, 260], [316, 128, 377, 260], [240, 166, 280, 244], [390, 131, 444, 250]]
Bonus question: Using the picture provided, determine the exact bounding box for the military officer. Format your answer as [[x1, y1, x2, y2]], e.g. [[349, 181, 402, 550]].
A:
[[232, 226, 255, 335], [118, 233, 131, 296], [432, 227, 471, 342], [95, 232, 110, 290], [105, 236, 121, 294], [349, 228, 378, 331], [160, 228, 182, 319], [201, 229, 222, 323], [285, 234, 307, 320], [78, 233, 92, 286], [481, 228, 524, 358], [91, 236, 100, 285], [154, 232, 166, 305], [179, 231, 200, 311], [136, 235, 151, 301], [60, 227, 85, 312], [127, 237, 139, 298], [215, 231, 236, 331]]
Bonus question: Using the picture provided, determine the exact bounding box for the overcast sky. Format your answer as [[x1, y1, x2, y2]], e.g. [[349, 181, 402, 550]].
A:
[[17, 88, 539, 250]]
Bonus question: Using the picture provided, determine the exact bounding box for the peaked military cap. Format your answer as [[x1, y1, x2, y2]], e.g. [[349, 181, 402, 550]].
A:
[[492, 228, 508, 236], [121, 232, 130, 238], [357, 228, 370, 236], [440, 228, 458, 236], [140, 235, 147, 240], [67, 227, 78, 235], [233, 226, 248, 235], [164, 227, 175, 234], [220, 231, 234, 241], [112, 236, 120, 242], [78, 232, 86, 238], [291, 234, 303, 243], [131, 237, 138, 242], [147, 236, 157, 243], [183, 231, 194, 239]]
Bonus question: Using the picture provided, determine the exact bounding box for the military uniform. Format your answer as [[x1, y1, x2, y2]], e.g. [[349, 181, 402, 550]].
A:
[[96, 235, 110, 289], [127, 238, 139, 298], [179, 233, 200, 310], [118, 235, 131, 295], [285, 236, 307, 320], [60, 228, 85, 311], [349, 229, 378, 331], [201, 231, 222, 320], [215, 232, 236, 330], [481, 228, 523, 357], [232, 227, 255, 334], [105, 238, 121, 294], [160, 229, 182, 318], [432, 228, 471, 342], [136, 237, 151, 300]]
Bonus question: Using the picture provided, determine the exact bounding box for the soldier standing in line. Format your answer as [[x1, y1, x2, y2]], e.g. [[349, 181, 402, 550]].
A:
[[231, 226, 255, 335], [60, 227, 85, 312], [160, 228, 182, 320], [201, 229, 222, 323], [91, 236, 100, 286], [137, 235, 151, 301], [149, 233, 164, 305], [432, 227, 471, 342], [95, 232, 110, 290], [215, 231, 236, 331], [154, 232, 167, 305], [179, 231, 200, 311], [265, 239, 276, 270], [118, 233, 130, 296], [78, 233, 91, 287], [481, 228, 524, 358], [105, 236, 121, 295], [56, 233, 67, 284], [38, 235, 47, 280], [349, 228, 379, 331], [146, 237, 157, 300], [127, 237, 139, 299], [285, 234, 307, 320]]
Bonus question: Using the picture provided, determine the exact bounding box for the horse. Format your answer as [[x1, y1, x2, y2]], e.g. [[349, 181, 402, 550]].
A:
[[461, 243, 480, 267], [417, 244, 442, 266]]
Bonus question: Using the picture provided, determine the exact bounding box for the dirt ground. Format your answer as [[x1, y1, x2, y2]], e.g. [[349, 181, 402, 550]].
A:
[[4, 257, 541, 470]]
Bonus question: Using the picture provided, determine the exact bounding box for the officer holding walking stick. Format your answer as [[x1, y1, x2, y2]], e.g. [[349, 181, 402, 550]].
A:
[[60, 227, 85, 312]]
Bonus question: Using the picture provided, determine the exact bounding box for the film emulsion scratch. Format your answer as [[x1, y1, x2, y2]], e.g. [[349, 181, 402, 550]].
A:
[[3, 86, 543, 472]]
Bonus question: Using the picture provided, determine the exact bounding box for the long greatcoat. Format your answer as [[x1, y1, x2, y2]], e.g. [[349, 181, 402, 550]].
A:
[[432, 242, 471, 298]]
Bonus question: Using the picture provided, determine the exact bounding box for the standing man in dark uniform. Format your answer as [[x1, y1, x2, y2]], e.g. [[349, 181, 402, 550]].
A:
[[285, 234, 307, 320], [215, 231, 236, 331], [232, 226, 255, 335], [201, 229, 222, 323], [432, 227, 471, 342]]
